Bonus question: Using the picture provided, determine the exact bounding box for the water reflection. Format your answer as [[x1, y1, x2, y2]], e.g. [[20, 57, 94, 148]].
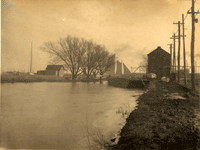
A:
[[1, 82, 143, 149]]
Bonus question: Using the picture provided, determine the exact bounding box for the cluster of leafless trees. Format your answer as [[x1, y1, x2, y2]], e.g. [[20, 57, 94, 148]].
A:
[[40, 35, 115, 79]]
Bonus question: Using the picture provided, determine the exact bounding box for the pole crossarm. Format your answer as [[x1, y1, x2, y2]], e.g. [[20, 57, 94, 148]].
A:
[[167, 44, 173, 46], [170, 35, 186, 38], [187, 10, 199, 14], [170, 37, 179, 39], [173, 22, 184, 25]]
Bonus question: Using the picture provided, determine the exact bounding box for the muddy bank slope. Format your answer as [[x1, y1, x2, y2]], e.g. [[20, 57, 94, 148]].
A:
[[112, 81, 200, 150]]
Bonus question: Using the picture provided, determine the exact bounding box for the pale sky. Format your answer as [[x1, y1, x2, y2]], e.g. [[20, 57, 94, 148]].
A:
[[1, 0, 200, 73]]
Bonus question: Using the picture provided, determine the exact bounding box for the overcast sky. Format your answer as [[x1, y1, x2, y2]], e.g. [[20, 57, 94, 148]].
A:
[[1, 0, 200, 73]]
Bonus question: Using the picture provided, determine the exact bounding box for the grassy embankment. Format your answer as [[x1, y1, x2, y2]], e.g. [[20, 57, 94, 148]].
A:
[[110, 81, 200, 150], [82, 80, 200, 150], [1, 73, 69, 83], [94, 80, 199, 150], [1, 73, 104, 83]]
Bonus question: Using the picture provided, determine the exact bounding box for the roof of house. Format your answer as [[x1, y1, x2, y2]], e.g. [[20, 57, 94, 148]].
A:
[[148, 46, 170, 56], [46, 65, 64, 71]]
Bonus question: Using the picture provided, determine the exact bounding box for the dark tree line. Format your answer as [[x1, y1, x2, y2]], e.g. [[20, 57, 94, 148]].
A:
[[40, 35, 114, 79]]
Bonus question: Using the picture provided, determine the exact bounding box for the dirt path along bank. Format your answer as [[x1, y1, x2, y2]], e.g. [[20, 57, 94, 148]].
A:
[[112, 81, 200, 150]]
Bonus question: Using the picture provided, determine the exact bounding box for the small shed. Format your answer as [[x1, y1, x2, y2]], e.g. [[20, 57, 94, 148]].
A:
[[147, 46, 171, 79], [45, 65, 64, 77]]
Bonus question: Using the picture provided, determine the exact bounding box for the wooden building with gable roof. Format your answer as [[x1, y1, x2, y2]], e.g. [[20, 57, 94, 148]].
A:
[[147, 46, 171, 79], [45, 65, 64, 77]]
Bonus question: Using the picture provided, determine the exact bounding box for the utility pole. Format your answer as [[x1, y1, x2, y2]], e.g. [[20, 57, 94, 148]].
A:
[[188, 0, 199, 90], [170, 33, 178, 75], [121, 60, 124, 75], [173, 21, 182, 82], [30, 41, 33, 73], [182, 14, 187, 85], [167, 44, 173, 73], [178, 21, 181, 83]]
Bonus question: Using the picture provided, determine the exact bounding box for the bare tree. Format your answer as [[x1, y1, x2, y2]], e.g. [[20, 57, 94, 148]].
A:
[[139, 54, 148, 73], [40, 36, 86, 79], [96, 50, 115, 76], [81, 41, 100, 79], [81, 43, 114, 79]]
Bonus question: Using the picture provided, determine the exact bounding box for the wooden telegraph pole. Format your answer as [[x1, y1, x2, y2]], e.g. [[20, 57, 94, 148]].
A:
[[30, 41, 33, 73], [182, 14, 187, 85], [172, 21, 186, 83], [170, 33, 178, 75], [178, 21, 181, 83], [188, 0, 199, 90], [167, 44, 173, 73], [173, 21, 182, 82]]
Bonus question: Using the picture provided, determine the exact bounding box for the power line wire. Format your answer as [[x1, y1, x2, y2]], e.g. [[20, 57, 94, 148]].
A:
[[184, 7, 192, 21], [185, 21, 191, 30], [171, 0, 183, 33], [171, 3, 197, 36], [171, 6, 191, 35], [195, 8, 200, 17]]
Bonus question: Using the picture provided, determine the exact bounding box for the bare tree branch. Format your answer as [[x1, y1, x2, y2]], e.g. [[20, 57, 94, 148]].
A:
[[139, 54, 148, 73], [40, 35, 86, 79]]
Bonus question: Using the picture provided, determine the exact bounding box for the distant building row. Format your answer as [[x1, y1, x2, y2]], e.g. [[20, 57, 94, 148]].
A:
[[37, 46, 190, 79], [37, 55, 132, 78]]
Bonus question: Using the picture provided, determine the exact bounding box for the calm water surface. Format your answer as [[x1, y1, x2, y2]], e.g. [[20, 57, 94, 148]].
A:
[[1, 81, 144, 149]]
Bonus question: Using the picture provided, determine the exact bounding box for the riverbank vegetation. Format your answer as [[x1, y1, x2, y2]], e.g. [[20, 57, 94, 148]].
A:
[[111, 81, 200, 150], [1, 73, 69, 83], [1, 72, 106, 83]]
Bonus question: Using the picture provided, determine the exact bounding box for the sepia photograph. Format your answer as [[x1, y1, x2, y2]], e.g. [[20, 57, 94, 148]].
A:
[[1, 0, 200, 149]]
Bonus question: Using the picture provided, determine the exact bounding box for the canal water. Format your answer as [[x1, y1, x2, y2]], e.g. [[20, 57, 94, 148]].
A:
[[0, 81, 144, 149]]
